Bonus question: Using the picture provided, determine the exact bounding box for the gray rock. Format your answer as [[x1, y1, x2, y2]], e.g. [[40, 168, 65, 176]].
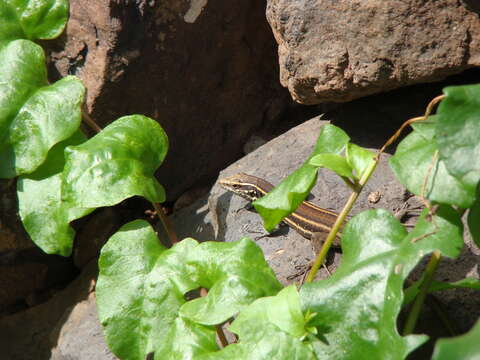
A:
[[50, 293, 116, 360], [0, 262, 115, 360], [207, 116, 407, 283], [266, 0, 480, 104], [171, 115, 479, 332]]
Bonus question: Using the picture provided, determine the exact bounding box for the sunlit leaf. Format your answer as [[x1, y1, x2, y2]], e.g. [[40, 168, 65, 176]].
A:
[[300, 207, 463, 359], [345, 142, 375, 179], [201, 287, 316, 359], [253, 124, 349, 231], [309, 153, 353, 179], [389, 121, 475, 208], [96, 222, 281, 360], [437, 84, 480, 194], [62, 115, 168, 208], [0, 40, 84, 178], [17, 130, 92, 256], [0, 0, 69, 41]]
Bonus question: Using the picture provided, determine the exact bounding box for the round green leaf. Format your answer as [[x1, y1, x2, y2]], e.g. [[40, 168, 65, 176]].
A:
[[389, 128, 475, 208], [179, 239, 283, 325], [437, 84, 480, 194], [154, 317, 218, 360], [201, 324, 317, 360], [96, 222, 281, 360], [229, 286, 307, 340], [18, 130, 92, 256], [0, 40, 84, 178], [62, 115, 168, 207], [0, 0, 69, 41], [300, 207, 463, 359]]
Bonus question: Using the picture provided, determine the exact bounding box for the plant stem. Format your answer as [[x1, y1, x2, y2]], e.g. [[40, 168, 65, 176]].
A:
[[305, 160, 377, 282], [153, 203, 178, 245], [403, 250, 441, 335], [82, 104, 102, 133], [216, 324, 229, 348], [200, 288, 229, 347]]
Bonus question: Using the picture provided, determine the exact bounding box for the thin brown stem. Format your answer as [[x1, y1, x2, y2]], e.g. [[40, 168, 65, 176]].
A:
[[80, 103, 177, 248], [81, 104, 102, 133], [200, 288, 229, 348], [377, 94, 445, 157], [153, 203, 178, 245]]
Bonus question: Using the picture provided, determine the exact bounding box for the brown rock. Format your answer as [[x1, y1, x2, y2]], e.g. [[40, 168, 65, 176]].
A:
[[50, 292, 117, 360], [73, 208, 121, 269], [0, 263, 47, 312], [266, 0, 480, 104], [48, 0, 290, 200], [0, 179, 34, 253]]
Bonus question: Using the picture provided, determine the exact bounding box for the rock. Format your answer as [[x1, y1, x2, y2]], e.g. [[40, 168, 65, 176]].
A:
[[0, 261, 103, 360], [50, 292, 117, 360], [208, 116, 406, 283], [48, 0, 290, 200], [266, 0, 480, 104], [168, 115, 478, 333], [73, 208, 121, 269], [0, 180, 34, 253]]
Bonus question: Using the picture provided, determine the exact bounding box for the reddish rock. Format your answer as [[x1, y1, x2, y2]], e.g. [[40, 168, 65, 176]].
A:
[[48, 0, 289, 199]]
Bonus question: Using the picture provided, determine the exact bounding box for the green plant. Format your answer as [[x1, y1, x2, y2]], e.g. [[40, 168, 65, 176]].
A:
[[2, 1, 479, 359]]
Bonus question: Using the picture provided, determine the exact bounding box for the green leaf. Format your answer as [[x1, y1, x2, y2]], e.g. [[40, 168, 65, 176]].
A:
[[201, 324, 317, 360], [17, 130, 92, 256], [168, 287, 317, 360], [253, 124, 349, 232], [437, 84, 480, 194], [300, 207, 463, 360], [432, 319, 480, 360], [404, 278, 480, 306], [0, 40, 84, 178], [309, 153, 354, 179], [389, 122, 475, 208], [411, 116, 438, 139], [346, 142, 375, 179], [62, 115, 168, 208], [0, 0, 69, 41], [155, 317, 218, 360], [179, 239, 283, 325], [468, 187, 480, 247], [229, 286, 309, 340], [96, 223, 281, 360]]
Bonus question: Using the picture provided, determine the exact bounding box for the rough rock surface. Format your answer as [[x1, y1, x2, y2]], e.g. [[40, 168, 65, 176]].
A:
[[48, 0, 290, 199], [1, 0, 289, 313], [207, 116, 409, 283], [2, 117, 478, 359], [167, 116, 479, 334], [0, 262, 109, 360], [266, 0, 480, 104]]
